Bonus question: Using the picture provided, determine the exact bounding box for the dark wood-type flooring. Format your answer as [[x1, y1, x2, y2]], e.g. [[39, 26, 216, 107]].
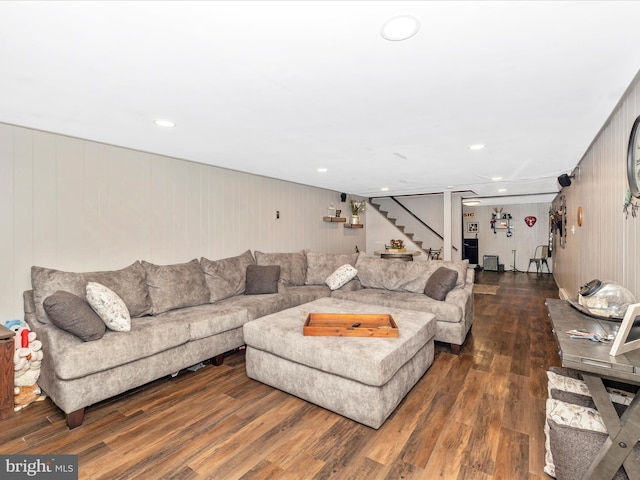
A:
[[1, 271, 561, 479]]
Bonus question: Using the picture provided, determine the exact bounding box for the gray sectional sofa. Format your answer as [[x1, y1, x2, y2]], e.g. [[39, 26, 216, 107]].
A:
[[23, 249, 473, 428]]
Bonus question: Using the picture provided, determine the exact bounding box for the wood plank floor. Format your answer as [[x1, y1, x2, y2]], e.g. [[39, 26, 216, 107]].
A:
[[0, 271, 561, 479]]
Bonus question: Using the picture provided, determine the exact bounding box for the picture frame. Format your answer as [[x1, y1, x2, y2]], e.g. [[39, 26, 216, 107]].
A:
[[467, 222, 478, 233], [609, 303, 640, 356]]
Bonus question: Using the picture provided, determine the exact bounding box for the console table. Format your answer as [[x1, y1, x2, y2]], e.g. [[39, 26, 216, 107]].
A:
[[374, 250, 421, 262], [546, 299, 640, 479]]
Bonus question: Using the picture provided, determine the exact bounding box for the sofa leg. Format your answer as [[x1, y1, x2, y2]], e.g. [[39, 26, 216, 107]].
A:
[[450, 343, 462, 355], [212, 354, 225, 366], [66, 408, 85, 429]]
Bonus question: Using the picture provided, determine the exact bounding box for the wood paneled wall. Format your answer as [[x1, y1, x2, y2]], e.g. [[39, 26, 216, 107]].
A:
[[463, 203, 552, 272], [0, 123, 364, 320], [552, 70, 640, 299]]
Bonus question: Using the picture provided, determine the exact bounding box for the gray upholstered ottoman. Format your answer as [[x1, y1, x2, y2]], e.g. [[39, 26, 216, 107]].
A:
[[243, 297, 436, 429]]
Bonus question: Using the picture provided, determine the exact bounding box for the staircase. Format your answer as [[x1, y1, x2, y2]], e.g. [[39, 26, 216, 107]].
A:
[[368, 200, 429, 255], [369, 197, 458, 255]]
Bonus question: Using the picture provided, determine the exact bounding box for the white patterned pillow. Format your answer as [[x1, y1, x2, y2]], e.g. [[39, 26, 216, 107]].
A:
[[544, 399, 607, 478], [546, 371, 591, 397], [325, 264, 358, 291], [86, 282, 131, 332]]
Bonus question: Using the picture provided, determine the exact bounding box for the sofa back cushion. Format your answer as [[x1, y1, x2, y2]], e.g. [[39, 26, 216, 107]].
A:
[[31, 261, 152, 324], [142, 259, 210, 314], [255, 250, 307, 286], [355, 254, 430, 293], [200, 250, 256, 302], [304, 251, 358, 285]]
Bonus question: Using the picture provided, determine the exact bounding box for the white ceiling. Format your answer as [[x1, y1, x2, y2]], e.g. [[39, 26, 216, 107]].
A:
[[2, 1, 639, 203]]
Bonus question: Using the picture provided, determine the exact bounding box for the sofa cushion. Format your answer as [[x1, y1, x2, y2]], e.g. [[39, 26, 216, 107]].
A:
[[279, 285, 331, 306], [31, 261, 152, 324], [154, 303, 248, 341], [86, 282, 131, 332], [424, 267, 458, 301], [245, 265, 280, 294], [217, 293, 292, 321], [51, 316, 191, 380], [142, 259, 210, 314], [304, 251, 358, 285], [331, 288, 464, 323], [425, 260, 469, 288], [255, 250, 306, 286], [200, 250, 255, 302], [355, 254, 430, 293], [43, 291, 106, 341], [325, 264, 358, 290]]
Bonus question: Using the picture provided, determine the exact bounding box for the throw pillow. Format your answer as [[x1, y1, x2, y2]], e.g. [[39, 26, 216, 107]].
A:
[[86, 282, 131, 332], [43, 290, 106, 341], [425, 260, 469, 288], [200, 250, 256, 302], [245, 265, 280, 294], [141, 259, 210, 314], [424, 267, 458, 301], [325, 264, 358, 291], [255, 251, 306, 286]]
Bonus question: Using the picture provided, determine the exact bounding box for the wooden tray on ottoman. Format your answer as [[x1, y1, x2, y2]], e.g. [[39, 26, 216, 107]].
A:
[[303, 313, 399, 337]]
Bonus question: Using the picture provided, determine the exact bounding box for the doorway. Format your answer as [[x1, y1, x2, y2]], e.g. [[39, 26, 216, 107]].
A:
[[463, 238, 478, 264]]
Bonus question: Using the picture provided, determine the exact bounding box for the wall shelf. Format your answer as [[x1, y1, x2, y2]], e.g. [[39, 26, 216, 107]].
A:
[[344, 223, 363, 229], [323, 216, 346, 223]]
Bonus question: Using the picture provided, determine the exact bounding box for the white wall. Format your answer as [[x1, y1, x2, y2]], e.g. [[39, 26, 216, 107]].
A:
[[552, 70, 640, 300], [462, 203, 552, 272], [0, 123, 365, 320]]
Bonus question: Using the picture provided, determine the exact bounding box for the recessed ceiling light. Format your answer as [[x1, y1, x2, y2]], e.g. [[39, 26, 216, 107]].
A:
[[446, 185, 454, 189], [498, 188, 507, 192], [154, 119, 175, 128], [462, 200, 481, 206], [468, 144, 485, 150], [381, 187, 389, 191], [491, 177, 503, 181], [381, 15, 420, 41], [317, 168, 328, 173]]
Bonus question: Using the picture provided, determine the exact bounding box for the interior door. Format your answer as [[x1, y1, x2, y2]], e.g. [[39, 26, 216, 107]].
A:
[[463, 238, 478, 264]]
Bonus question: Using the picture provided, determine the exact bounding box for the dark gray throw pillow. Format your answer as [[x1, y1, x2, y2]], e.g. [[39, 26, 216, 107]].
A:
[[424, 267, 458, 301], [245, 265, 280, 295], [43, 290, 106, 341]]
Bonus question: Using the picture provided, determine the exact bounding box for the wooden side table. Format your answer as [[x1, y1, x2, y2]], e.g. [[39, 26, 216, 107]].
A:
[[0, 325, 16, 419]]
